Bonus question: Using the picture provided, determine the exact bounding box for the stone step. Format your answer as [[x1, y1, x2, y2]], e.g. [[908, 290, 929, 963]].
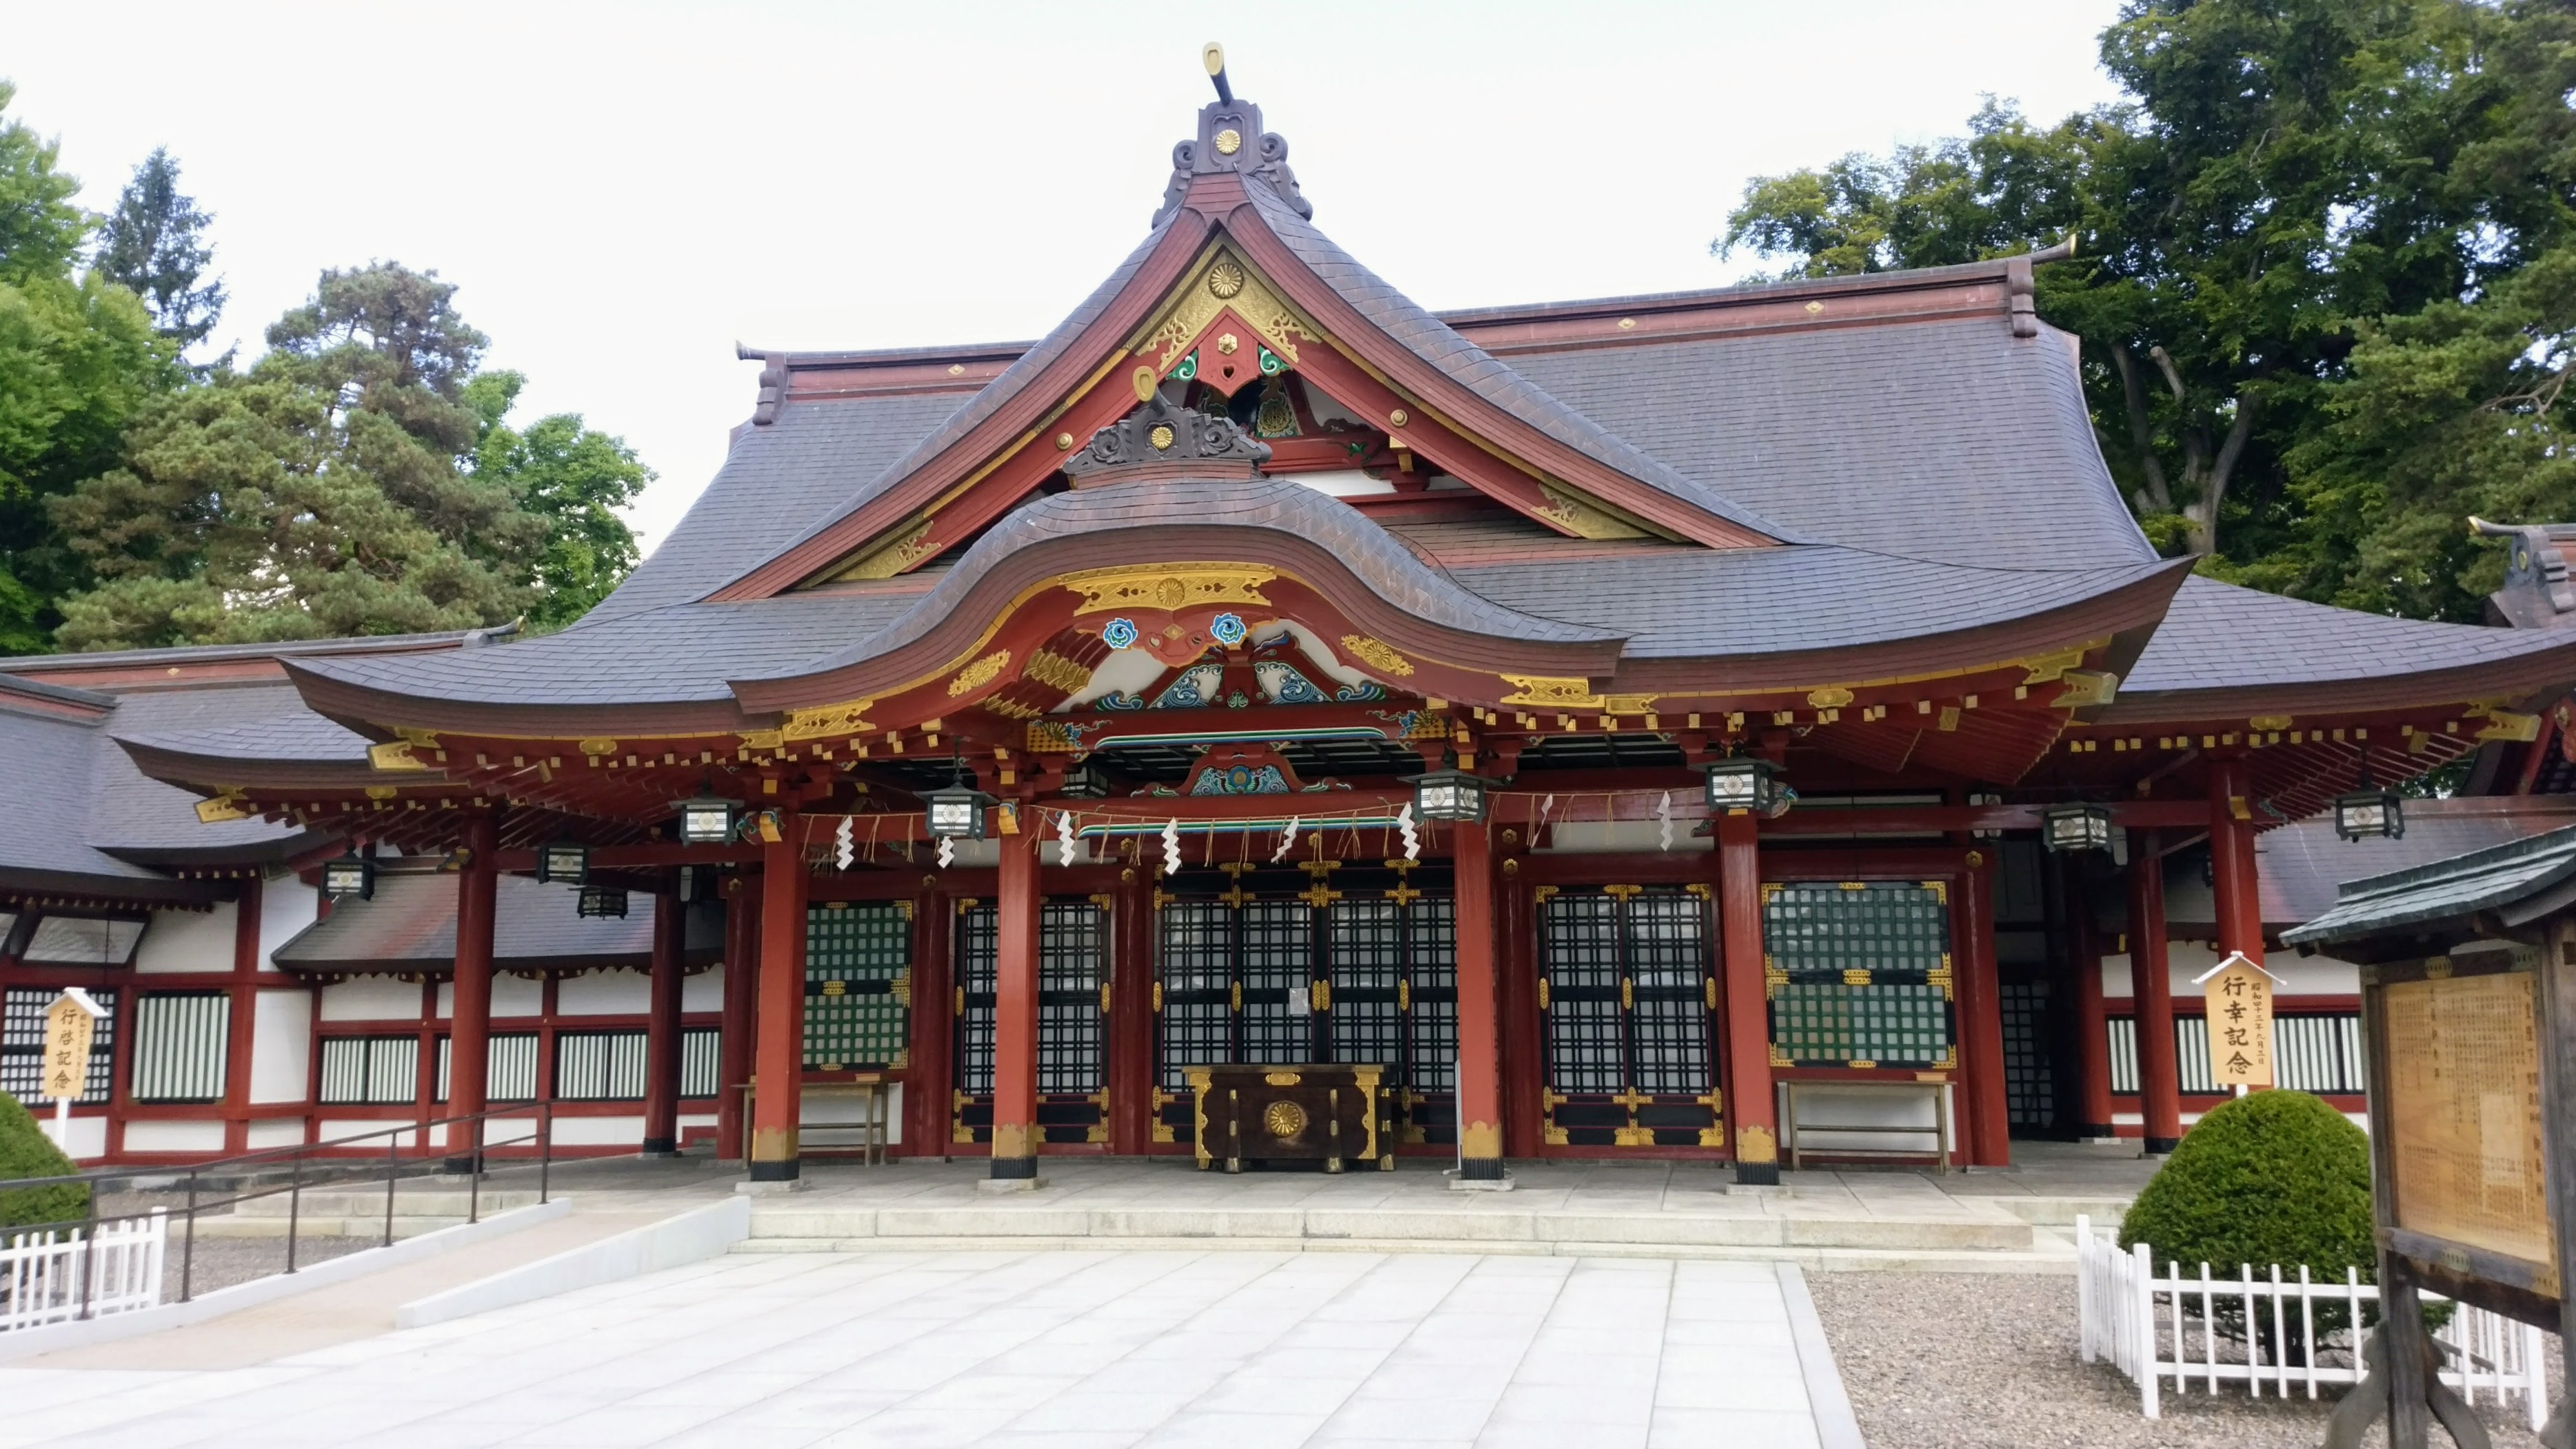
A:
[[745, 1203, 2039, 1254], [1976, 1195, 2135, 1227], [732, 1233, 2075, 1273], [227, 1188, 545, 1219]]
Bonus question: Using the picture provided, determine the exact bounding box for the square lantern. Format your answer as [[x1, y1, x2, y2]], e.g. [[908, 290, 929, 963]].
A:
[[321, 852, 375, 901], [536, 840, 590, 885], [1411, 768, 1491, 823], [2333, 786, 2405, 842], [2042, 803, 2115, 854], [926, 781, 996, 840], [676, 797, 737, 846], [576, 885, 629, 919], [1701, 758, 1785, 817]]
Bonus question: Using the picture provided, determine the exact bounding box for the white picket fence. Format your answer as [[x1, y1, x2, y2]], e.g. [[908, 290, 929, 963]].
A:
[[2076, 1215, 2551, 1428], [0, 1210, 167, 1332]]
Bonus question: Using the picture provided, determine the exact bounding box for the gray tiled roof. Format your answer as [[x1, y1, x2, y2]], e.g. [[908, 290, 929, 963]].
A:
[[108, 683, 372, 764], [271, 870, 723, 973], [2151, 797, 2576, 929], [1447, 548, 2183, 659], [581, 390, 968, 624], [2118, 576, 2576, 699], [294, 594, 924, 708], [1503, 317, 2152, 570], [1240, 181, 1796, 546], [750, 477, 1627, 687], [0, 625, 507, 674], [2282, 821, 2576, 945], [0, 694, 158, 882]]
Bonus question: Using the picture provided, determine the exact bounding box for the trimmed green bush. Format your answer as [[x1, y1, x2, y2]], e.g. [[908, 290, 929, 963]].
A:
[[2120, 1089, 2375, 1349], [0, 1090, 89, 1229]]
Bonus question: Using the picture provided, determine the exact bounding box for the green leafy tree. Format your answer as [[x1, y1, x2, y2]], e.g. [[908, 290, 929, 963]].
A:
[[51, 263, 650, 648], [464, 372, 652, 631], [1718, 0, 2572, 608], [0, 82, 177, 654], [94, 148, 225, 356], [0, 1090, 86, 1229]]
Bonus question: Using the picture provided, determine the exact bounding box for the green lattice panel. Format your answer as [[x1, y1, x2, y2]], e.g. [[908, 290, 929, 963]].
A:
[[1764, 883, 1954, 1068], [806, 902, 910, 1069]]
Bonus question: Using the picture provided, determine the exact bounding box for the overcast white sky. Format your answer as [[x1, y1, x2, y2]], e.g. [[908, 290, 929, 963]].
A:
[[8, 1, 2129, 554]]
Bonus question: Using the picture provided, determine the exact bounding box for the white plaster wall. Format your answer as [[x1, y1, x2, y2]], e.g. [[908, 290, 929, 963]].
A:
[[250, 990, 311, 1103], [48, 1115, 105, 1159], [133, 903, 234, 973], [259, 879, 319, 968], [557, 970, 648, 1015], [434, 977, 545, 1018], [2101, 941, 2361, 999], [123, 1121, 225, 1152], [321, 977, 423, 1021], [682, 971, 724, 1012], [244, 1119, 305, 1148], [550, 1115, 646, 1146], [1537, 819, 1711, 854], [318, 1119, 414, 1142]]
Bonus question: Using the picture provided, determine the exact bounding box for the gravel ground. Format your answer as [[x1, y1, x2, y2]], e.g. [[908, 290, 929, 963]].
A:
[[1808, 1272, 2564, 1449], [159, 1234, 377, 1296]]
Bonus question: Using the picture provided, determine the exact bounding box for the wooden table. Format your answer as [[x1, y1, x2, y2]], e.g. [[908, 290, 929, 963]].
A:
[[1776, 1077, 1953, 1172], [1187, 1064, 1391, 1172]]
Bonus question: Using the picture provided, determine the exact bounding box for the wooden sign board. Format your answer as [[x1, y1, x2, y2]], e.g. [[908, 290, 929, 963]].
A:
[[2202, 955, 2275, 1088], [2380, 968, 2557, 1278], [41, 992, 96, 1102]]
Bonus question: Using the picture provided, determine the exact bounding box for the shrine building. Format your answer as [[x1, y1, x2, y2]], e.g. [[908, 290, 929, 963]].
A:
[[9, 66, 2576, 1186]]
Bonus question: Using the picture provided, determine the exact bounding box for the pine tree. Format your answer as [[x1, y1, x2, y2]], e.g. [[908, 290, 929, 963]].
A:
[[94, 148, 223, 355]]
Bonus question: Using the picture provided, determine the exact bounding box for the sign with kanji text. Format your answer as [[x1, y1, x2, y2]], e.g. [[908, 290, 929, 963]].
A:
[[2200, 952, 2277, 1089], [41, 989, 103, 1101]]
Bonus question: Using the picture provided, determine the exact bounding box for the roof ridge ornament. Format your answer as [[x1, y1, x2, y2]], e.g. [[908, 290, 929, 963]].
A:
[[1154, 43, 1311, 226], [1063, 391, 1271, 485]]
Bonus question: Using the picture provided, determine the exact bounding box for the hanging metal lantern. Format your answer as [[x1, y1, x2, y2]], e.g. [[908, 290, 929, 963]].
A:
[[1701, 758, 1786, 817], [676, 797, 737, 846], [1057, 761, 1110, 800], [536, 841, 590, 885], [2042, 803, 2114, 854], [1409, 767, 1491, 823], [321, 852, 375, 901], [2333, 784, 2404, 842], [926, 781, 996, 840], [576, 885, 629, 919]]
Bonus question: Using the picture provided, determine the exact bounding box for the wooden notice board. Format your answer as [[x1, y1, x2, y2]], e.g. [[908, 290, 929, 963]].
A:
[[41, 992, 96, 1102], [2380, 970, 2558, 1281], [2203, 956, 2275, 1088]]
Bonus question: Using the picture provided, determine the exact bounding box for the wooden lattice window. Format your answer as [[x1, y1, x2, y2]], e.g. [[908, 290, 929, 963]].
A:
[[1763, 881, 1956, 1070], [805, 901, 912, 1071]]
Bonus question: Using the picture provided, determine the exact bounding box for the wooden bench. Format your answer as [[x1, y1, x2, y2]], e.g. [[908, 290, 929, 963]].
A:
[[742, 1076, 892, 1166], [1776, 1077, 1953, 1172]]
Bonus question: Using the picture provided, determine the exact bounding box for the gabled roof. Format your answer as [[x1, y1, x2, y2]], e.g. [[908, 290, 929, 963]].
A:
[[2283, 819, 2576, 946], [270, 870, 723, 975]]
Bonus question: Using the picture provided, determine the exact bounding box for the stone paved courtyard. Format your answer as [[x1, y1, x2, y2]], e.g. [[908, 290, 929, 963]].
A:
[[1, 1247, 1843, 1448]]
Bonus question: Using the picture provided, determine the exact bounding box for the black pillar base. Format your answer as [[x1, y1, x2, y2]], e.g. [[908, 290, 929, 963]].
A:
[[748, 1157, 801, 1181], [2080, 1123, 2116, 1141], [990, 1155, 1039, 1180], [1458, 1156, 1507, 1181], [640, 1135, 678, 1156], [441, 1155, 481, 1175], [2145, 1137, 2180, 1156], [1734, 1161, 1781, 1187]]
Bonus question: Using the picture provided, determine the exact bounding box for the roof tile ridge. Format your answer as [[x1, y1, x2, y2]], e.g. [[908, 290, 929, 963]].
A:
[[1812, 543, 2194, 581]]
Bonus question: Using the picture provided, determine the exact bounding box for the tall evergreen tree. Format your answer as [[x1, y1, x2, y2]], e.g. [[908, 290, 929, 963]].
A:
[[94, 148, 223, 355]]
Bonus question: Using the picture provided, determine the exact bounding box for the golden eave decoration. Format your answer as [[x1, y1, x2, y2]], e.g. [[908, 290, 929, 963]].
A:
[[1500, 674, 1604, 710], [947, 650, 1012, 697], [1136, 247, 1312, 377], [194, 788, 250, 825], [1338, 634, 1414, 678], [367, 740, 430, 772], [783, 700, 875, 742], [1058, 564, 1276, 616]]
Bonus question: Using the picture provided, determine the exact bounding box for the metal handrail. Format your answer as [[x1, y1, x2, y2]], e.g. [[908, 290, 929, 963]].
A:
[[0, 1101, 553, 1309]]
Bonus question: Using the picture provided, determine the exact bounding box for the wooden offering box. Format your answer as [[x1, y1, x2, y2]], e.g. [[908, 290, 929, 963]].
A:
[[1186, 1064, 1391, 1172]]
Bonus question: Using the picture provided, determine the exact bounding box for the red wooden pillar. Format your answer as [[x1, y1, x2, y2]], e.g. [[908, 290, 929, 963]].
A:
[[2208, 757, 2265, 967], [2127, 829, 2183, 1153], [1496, 840, 1543, 1159], [1108, 866, 1155, 1155], [1452, 817, 1507, 1180], [990, 826, 1042, 1180], [1955, 848, 2011, 1167], [749, 822, 807, 1181], [906, 877, 952, 1158], [447, 811, 500, 1168], [2064, 857, 2115, 1140], [222, 875, 263, 1154], [1716, 812, 1778, 1183], [642, 871, 686, 1155], [716, 869, 758, 1162]]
